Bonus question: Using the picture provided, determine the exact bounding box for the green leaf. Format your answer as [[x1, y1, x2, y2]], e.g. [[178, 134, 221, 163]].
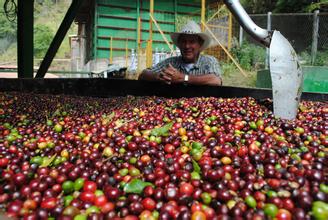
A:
[[123, 179, 154, 194], [192, 159, 201, 174], [40, 154, 57, 167], [52, 109, 61, 117], [102, 112, 115, 125], [114, 119, 125, 128], [191, 141, 203, 150], [150, 122, 174, 137]]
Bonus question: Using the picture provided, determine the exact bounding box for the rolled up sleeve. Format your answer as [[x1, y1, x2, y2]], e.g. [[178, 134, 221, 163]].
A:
[[207, 56, 222, 77]]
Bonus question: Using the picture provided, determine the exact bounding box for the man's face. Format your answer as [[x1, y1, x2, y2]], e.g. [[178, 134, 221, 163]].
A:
[[177, 34, 203, 63]]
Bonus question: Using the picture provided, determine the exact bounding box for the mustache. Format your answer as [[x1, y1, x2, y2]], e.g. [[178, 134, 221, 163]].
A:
[[181, 50, 193, 53]]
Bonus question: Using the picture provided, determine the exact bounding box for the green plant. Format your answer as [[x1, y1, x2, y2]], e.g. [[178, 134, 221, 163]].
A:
[[306, 0, 328, 12], [34, 24, 54, 58], [0, 0, 17, 52], [220, 61, 257, 88], [299, 48, 328, 66], [176, 15, 199, 31], [274, 0, 313, 13], [299, 51, 312, 65], [0, 15, 16, 40], [0, 0, 76, 66], [221, 62, 237, 76], [314, 49, 328, 66], [231, 42, 266, 71]]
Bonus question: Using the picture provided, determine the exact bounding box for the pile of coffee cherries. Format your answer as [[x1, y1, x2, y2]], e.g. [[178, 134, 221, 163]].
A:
[[0, 92, 327, 220]]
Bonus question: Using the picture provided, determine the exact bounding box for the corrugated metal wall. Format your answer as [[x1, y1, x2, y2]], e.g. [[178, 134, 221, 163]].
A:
[[94, 0, 201, 59]]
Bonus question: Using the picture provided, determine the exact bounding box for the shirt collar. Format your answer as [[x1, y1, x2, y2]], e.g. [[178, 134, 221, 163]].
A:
[[178, 54, 202, 69]]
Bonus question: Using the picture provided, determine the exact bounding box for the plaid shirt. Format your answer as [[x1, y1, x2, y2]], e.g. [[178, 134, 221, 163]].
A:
[[149, 54, 222, 77]]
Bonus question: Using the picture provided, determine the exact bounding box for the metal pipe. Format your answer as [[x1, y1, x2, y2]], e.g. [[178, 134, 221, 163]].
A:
[[311, 10, 319, 65], [265, 12, 272, 69], [223, 0, 271, 47]]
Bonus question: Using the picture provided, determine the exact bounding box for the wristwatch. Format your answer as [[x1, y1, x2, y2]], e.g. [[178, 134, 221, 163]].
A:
[[184, 74, 189, 85]]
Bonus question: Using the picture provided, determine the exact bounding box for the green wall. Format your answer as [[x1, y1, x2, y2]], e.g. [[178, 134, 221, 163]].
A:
[[94, 0, 201, 59], [256, 67, 328, 93]]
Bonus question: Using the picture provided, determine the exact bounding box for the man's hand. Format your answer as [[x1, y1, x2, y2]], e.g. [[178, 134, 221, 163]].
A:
[[160, 64, 184, 84], [158, 72, 172, 84]]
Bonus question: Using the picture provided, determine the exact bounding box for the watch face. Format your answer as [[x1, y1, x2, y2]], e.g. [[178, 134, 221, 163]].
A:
[[184, 75, 189, 85]]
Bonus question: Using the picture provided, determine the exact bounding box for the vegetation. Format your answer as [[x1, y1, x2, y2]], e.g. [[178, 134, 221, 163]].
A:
[[231, 42, 266, 71], [274, 0, 314, 13], [0, 0, 16, 54], [219, 42, 266, 88], [0, 0, 76, 66], [307, 0, 328, 12], [299, 48, 328, 66], [240, 0, 325, 13], [221, 62, 257, 88], [34, 24, 54, 58], [240, 0, 277, 14]]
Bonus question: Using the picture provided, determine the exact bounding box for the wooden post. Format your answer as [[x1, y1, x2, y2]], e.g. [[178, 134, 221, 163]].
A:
[[311, 10, 319, 65], [93, 1, 98, 61], [17, 0, 34, 78], [148, 0, 154, 67], [125, 38, 128, 67], [149, 13, 174, 54], [228, 12, 233, 50], [136, 0, 140, 53], [146, 40, 152, 68], [201, 0, 205, 32], [174, 0, 177, 32], [110, 36, 113, 64], [137, 17, 141, 73]]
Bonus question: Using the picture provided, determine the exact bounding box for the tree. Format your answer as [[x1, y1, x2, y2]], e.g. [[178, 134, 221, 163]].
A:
[[307, 0, 328, 12], [240, 0, 320, 13], [34, 24, 54, 58], [274, 0, 316, 13], [0, 0, 17, 52], [240, 0, 278, 13], [0, 14, 16, 39]]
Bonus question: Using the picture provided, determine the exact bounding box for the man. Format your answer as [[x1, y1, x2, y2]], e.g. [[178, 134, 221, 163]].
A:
[[138, 20, 222, 86]]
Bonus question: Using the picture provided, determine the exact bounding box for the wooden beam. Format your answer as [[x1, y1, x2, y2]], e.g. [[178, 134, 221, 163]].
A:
[[98, 3, 200, 16], [35, 0, 85, 78], [178, 3, 200, 8], [99, 14, 175, 25], [97, 36, 172, 44], [149, 13, 174, 54], [17, 0, 34, 78], [97, 25, 173, 35], [109, 36, 113, 64], [147, 0, 154, 68], [201, 0, 205, 32]]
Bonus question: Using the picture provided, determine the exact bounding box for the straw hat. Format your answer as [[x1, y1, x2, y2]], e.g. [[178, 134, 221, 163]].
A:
[[170, 20, 212, 51]]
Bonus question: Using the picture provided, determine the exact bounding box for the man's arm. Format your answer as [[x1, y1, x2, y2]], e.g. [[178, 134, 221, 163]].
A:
[[138, 68, 172, 84], [163, 64, 222, 86], [138, 69, 159, 81], [186, 74, 222, 86]]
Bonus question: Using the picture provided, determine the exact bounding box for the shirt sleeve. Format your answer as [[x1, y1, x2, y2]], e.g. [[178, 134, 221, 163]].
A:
[[207, 56, 222, 77], [149, 57, 174, 74]]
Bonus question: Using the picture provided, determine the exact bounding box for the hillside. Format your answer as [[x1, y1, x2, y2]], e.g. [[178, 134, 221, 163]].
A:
[[0, 0, 77, 70]]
